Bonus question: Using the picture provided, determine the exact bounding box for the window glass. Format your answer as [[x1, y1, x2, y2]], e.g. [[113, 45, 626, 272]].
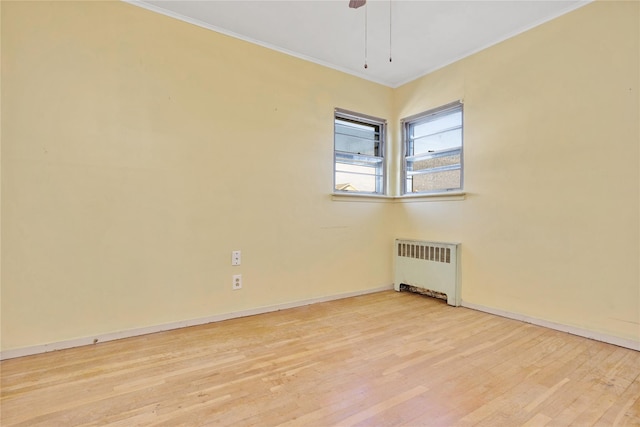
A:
[[334, 110, 386, 195], [334, 119, 380, 156], [403, 102, 463, 194]]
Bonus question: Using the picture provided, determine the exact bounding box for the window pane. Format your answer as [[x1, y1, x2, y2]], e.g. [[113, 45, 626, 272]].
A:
[[335, 152, 383, 167], [335, 120, 380, 156], [407, 152, 461, 172], [408, 170, 461, 193], [335, 120, 379, 140], [335, 163, 380, 175], [411, 111, 462, 139], [335, 171, 379, 193], [335, 133, 378, 156], [411, 128, 461, 156]]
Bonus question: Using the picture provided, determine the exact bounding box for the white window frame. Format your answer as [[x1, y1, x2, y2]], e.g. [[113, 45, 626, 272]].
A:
[[334, 108, 387, 195], [402, 101, 463, 195]]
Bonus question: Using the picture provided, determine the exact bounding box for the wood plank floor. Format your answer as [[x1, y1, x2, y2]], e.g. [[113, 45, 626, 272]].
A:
[[1, 291, 639, 426]]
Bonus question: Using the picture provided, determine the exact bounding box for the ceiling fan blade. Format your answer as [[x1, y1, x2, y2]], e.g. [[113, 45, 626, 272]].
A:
[[349, 0, 366, 9]]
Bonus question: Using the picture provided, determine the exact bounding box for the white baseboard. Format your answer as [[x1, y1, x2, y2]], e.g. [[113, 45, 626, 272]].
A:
[[0, 285, 394, 360], [461, 301, 640, 352]]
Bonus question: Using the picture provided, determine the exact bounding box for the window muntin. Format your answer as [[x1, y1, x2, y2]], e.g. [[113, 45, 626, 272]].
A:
[[334, 109, 386, 194], [403, 102, 463, 194]]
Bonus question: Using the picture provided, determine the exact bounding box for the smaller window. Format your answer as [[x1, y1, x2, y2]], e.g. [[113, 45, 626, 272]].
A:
[[403, 101, 463, 194], [334, 109, 386, 194]]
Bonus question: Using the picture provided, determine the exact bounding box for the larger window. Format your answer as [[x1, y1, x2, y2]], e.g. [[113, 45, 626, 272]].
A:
[[334, 109, 386, 195], [403, 101, 463, 194]]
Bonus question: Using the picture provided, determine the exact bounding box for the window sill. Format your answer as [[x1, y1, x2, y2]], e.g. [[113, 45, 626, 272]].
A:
[[331, 191, 466, 203], [331, 193, 394, 203], [395, 191, 466, 202]]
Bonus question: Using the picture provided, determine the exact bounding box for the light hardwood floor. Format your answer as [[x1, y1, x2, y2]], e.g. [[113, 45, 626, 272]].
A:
[[1, 291, 639, 426]]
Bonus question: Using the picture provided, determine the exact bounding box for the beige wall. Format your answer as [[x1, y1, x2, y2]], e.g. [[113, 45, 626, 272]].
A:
[[393, 0, 639, 342], [1, 0, 638, 352], [1, 1, 394, 351]]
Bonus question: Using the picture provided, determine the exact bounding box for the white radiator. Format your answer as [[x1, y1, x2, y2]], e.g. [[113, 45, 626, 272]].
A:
[[394, 239, 461, 306]]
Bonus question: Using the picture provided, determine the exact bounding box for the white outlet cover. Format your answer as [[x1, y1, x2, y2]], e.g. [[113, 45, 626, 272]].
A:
[[232, 274, 242, 289], [232, 250, 241, 266]]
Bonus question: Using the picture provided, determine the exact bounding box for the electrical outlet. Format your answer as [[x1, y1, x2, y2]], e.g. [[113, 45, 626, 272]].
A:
[[232, 250, 241, 266], [232, 274, 242, 290]]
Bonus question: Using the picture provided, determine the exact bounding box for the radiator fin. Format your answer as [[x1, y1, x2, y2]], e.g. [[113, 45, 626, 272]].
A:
[[398, 243, 451, 264]]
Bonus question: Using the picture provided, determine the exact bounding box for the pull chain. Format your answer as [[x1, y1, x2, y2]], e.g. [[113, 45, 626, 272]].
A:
[[389, 0, 393, 62], [364, 3, 368, 69]]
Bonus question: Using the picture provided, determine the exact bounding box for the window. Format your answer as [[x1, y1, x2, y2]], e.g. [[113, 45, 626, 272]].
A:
[[334, 109, 386, 195], [403, 101, 463, 194]]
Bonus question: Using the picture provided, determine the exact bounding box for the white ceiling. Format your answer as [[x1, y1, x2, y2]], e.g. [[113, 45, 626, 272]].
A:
[[129, 0, 590, 88]]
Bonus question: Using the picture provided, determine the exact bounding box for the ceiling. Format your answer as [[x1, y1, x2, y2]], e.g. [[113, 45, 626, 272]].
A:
[[130, 0, 590, 88]]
